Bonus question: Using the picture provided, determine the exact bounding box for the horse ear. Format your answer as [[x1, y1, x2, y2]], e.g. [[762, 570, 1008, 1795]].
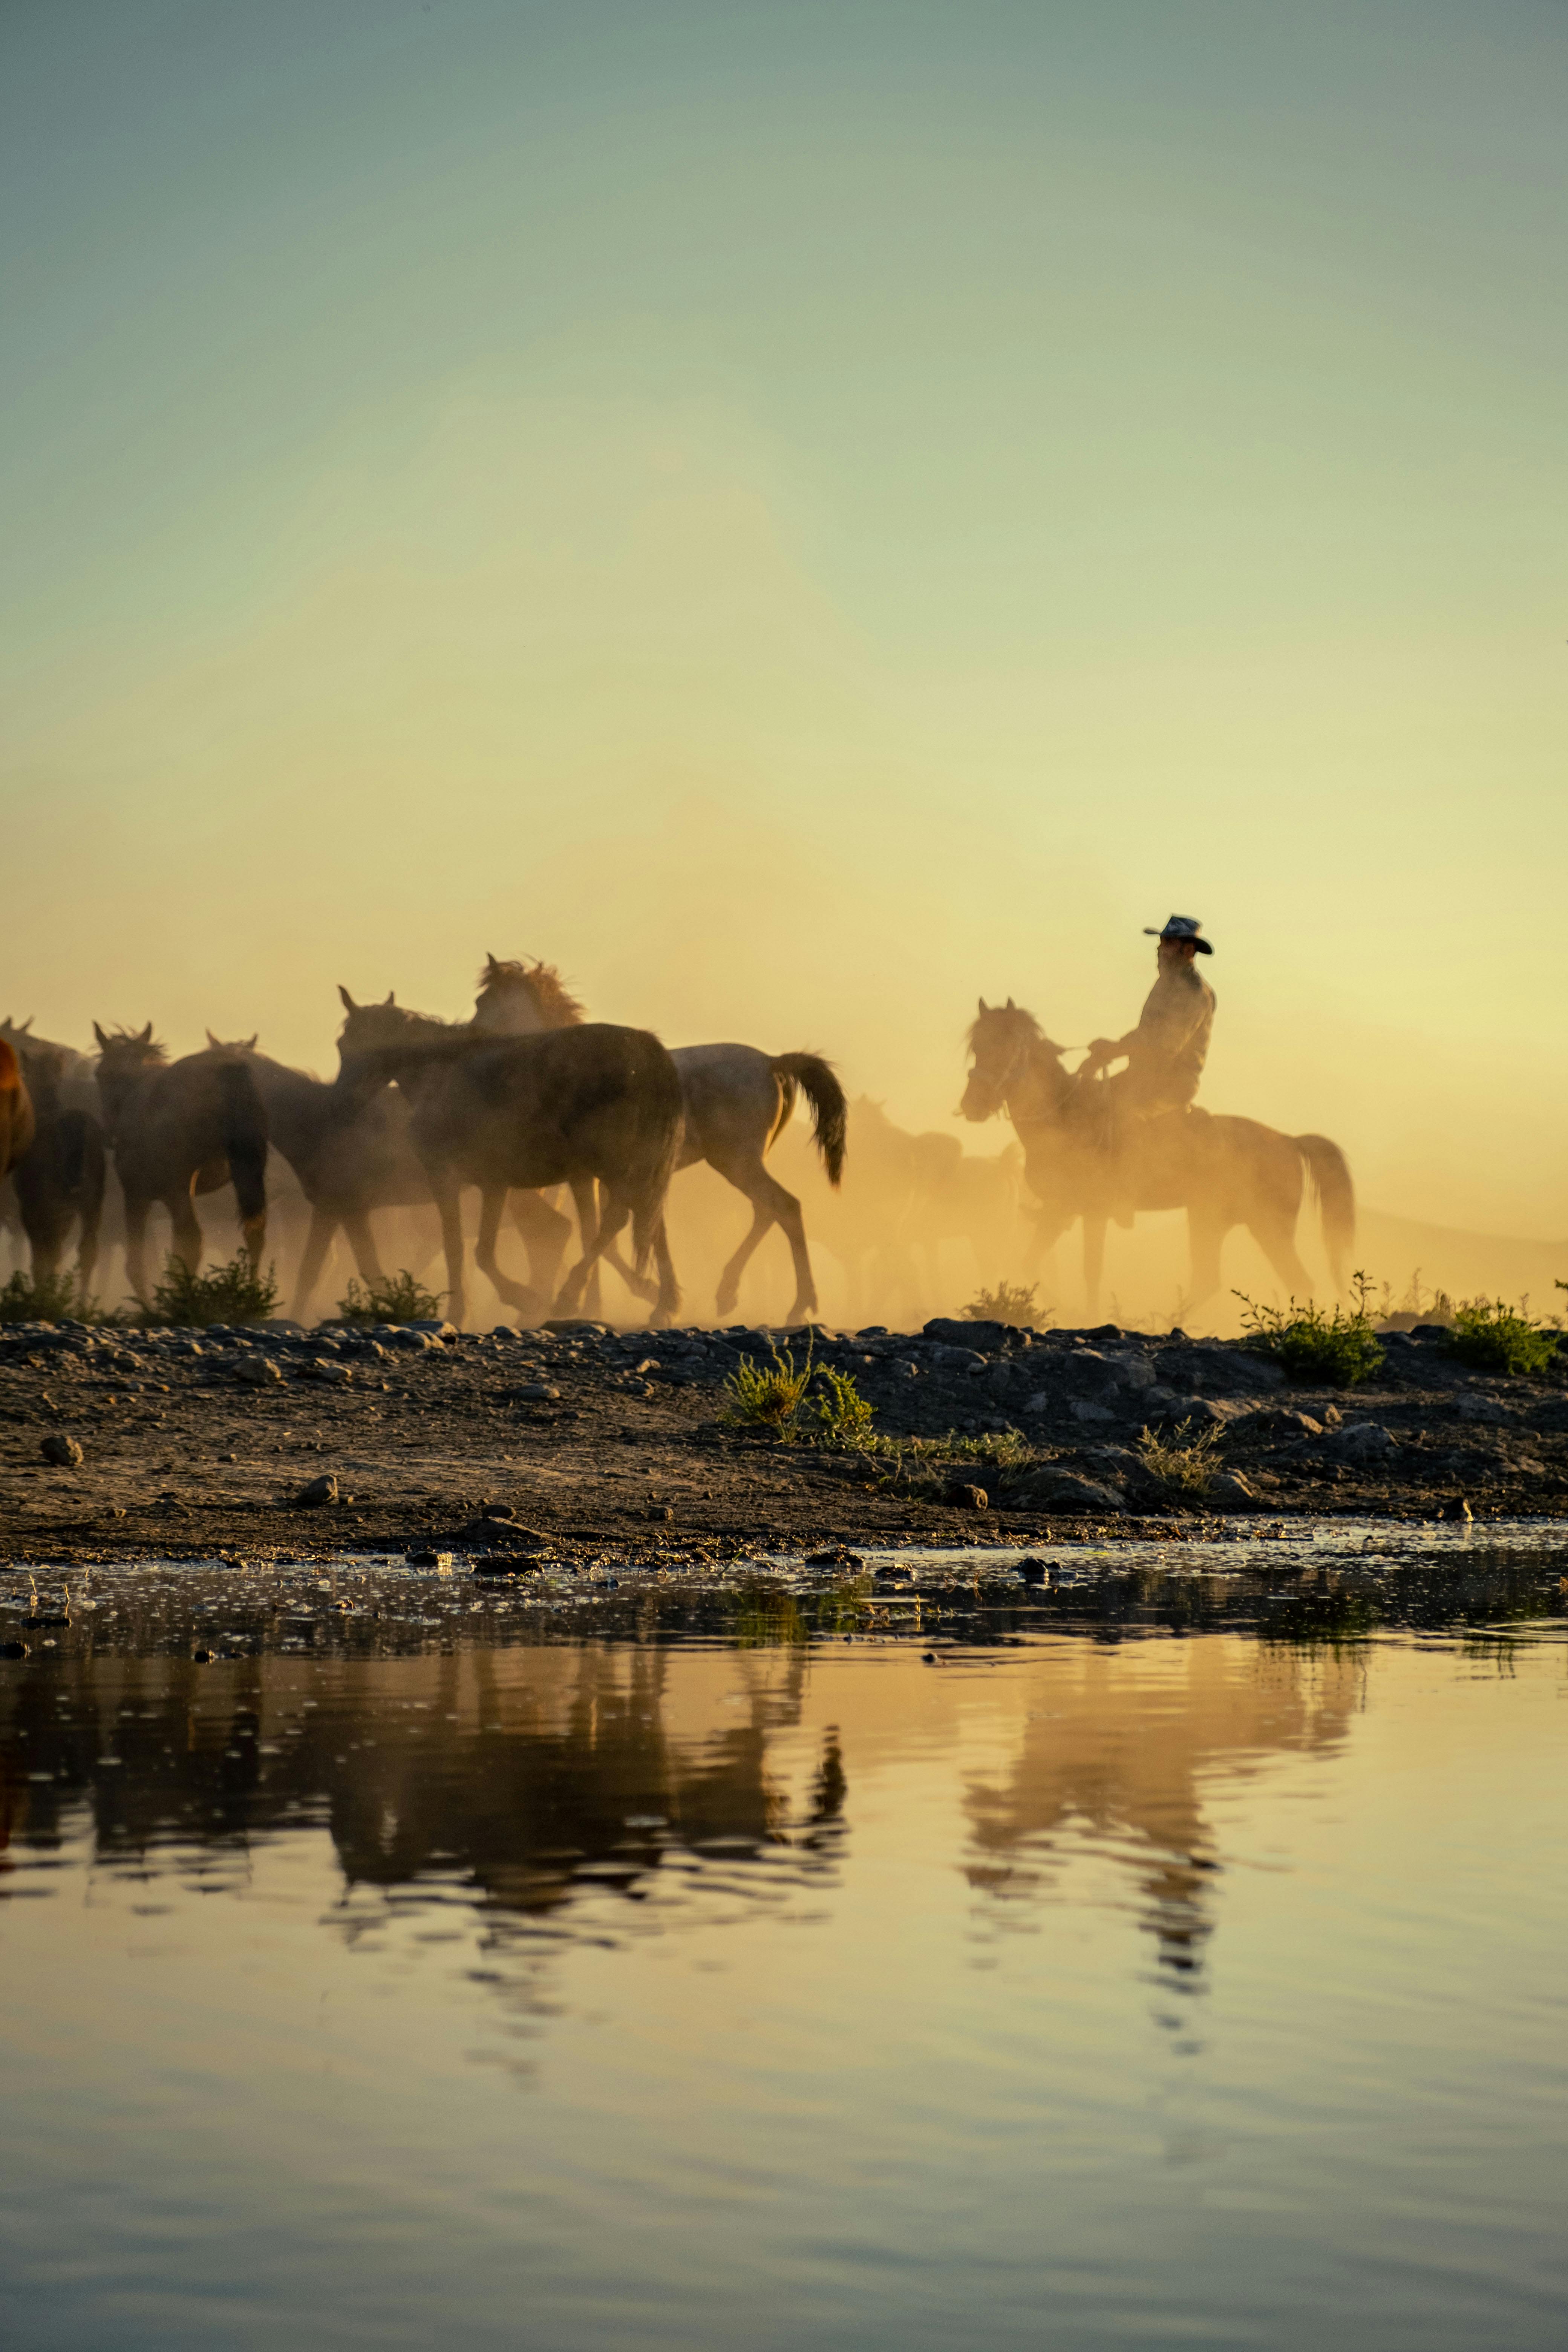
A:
[[139, 1022, 154, 1043], [206, 1029, 220, 1047], [977, 997, 989, 1015], [485, 953, 499, 975], [1005, 996, 1015, 1012], [338, 985, 357, 1013], [20, 1017, 32, 1034], [385, 990, 395, 1005], [246, 1033, 258, 1050], [93, 1022, 109, 1049]]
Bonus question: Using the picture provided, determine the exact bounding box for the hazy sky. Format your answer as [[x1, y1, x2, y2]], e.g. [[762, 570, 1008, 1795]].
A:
[[4, 0, 1565, 1235]]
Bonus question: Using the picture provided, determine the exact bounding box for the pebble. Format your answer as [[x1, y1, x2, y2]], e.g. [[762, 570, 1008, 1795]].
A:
[[294, 1473, 339, 1507], [40, 1434, 83, 1467], [235, 1356, 282, 1386], [942, 1479, 989, 1510]]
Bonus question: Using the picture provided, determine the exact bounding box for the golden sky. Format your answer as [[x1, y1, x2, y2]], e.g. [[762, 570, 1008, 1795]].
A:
[[4, 2, 1565, 1234]]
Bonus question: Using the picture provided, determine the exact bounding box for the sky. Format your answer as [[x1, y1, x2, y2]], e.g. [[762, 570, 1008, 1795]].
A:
[[3, 0, 1566, 1238]]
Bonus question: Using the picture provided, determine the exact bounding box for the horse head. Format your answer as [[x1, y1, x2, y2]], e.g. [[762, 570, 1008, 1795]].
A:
[[473, 953, 585, 1035], [960, 997, 1063, 1122]]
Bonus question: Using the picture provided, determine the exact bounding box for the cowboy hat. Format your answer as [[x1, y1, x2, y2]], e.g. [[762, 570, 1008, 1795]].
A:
[[1144, 914, 1213, 954]]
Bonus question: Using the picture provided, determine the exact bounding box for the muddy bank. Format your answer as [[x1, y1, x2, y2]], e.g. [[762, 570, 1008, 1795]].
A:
[[2, 1315, 1565, 1570]]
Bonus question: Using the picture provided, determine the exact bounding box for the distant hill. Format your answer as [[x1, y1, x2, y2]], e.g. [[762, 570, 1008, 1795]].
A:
[[1355, 1208, 1567, 1315]]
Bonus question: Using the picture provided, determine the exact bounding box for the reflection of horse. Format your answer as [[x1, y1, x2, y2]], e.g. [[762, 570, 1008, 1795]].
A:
[[92, 1025, 270, 1298], [10, 1045, 106, 1298], [960, 999, 1354, 1320], [965, 1642, 1362, 1983], [335, 994, 684, 1326], [473, 956, 847, 1323]]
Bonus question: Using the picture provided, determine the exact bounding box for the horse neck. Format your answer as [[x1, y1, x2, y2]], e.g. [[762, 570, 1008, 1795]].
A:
[[1004, 1037, 1072, 1128], [475, 981, 548, 1036]]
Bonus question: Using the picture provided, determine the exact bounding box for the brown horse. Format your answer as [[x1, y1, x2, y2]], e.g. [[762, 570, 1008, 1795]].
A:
[[92, 1026, 269, 1300], [959, 998, 1354, 1318], [10, 1044, 106, 1299], [473, 954, 848, 1322], [335, 996, 684, 1327], [0, 1037, 35, 1182]]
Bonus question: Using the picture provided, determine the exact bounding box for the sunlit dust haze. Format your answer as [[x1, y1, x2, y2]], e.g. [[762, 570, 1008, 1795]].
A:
[[4, 1, 1566, 1326]]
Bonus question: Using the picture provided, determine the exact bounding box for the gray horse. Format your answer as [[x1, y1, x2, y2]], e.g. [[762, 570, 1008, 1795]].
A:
[[92, 1026, 269, 1300], [472, 955, 847, 1323], [335, 995, 684, 1328]]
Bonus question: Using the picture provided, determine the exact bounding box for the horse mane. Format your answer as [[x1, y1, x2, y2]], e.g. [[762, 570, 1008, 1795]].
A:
[[475, 956, 586, 1026], [96, 1025, 168, 1062], [966, 1002, 1052, 1052]]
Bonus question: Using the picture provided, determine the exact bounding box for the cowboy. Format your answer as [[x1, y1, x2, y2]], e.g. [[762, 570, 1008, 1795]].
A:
[[1080, 920, 1216, 1220]]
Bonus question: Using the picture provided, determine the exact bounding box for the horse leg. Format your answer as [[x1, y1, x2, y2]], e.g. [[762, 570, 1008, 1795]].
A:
[[1082, 1216, 1107, 1322], [1185, 1212, 1226, 1317], [122, 1196, 151, 1303], [712, 1158, 816, 1322], [475, 1188, 542, 1317], [648, 1214, 682, 1327], [169, 1190, 203, 1278], [292, 1207, 340, 1321], [340, 1210, 387, 1288], [569, 1178, 604, 1318], [509, 1189, 572, 1298], [1248, 1218, 1314, 1303], [432, 1183, 468, 1329], [573, 1175, 658, 1306]]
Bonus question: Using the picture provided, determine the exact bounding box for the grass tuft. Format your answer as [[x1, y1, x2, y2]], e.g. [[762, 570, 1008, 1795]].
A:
[[1446, 1298, 1557, 1378], [812, 1364, 877, 1450], [720, 1338, 815, 1435], [1137, 1417, 1225, 1496], [0, 1268, 94, 1325], [962, 1281, 1047, 1328], [338, 1269, 442, 1325], [1235, 1271, 1384, 1387], [146, 1253, 279, 1328]]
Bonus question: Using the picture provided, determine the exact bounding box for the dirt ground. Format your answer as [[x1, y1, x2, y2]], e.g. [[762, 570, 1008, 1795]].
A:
[[2, 1315, 1566, 1570]]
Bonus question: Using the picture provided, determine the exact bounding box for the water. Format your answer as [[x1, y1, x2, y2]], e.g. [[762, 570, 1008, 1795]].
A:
[[3, 1546, 1565, 2349]]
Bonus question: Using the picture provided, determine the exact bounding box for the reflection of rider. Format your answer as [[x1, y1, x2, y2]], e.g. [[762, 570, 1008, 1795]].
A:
[[1081, 915, 1216, 1113]]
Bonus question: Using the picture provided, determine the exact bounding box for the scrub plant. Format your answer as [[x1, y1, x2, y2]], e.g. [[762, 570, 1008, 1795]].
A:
[[146, 1252, 280, 1328], [1446, 1298, 1558, 1378], [1137, 1417, 1225, 1497], [962, 1281, 1046, 1328], [0, 1268, 90, 1325], [1235, 1271, 1384, 1387], [720, 1337, 815, 1435], [338, 1269, 442, 1325], [811, 1365, 877, 1450]]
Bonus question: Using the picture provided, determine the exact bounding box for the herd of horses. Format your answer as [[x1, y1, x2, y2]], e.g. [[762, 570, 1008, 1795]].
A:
[[0, 960, 1355, 1328]]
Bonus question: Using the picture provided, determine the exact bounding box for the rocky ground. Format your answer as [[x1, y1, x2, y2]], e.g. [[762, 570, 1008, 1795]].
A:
[[2, 1312, 1565, 1572]]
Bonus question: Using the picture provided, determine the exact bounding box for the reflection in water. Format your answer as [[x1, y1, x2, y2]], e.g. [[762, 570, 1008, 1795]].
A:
[[963, 1644, 1362, 1983]]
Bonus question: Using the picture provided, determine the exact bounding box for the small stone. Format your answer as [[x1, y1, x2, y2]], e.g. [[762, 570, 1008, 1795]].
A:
[[235, 1356, 282, 1386], [1439, 1496, 1473, 1522], [0, 1640, 28, 1660], [942, 1479, 989, 1510], [406, 1548, 456, 1568], [648, 1502, 674, 1522], [40, 1434, 83, 1467], [294, 1473, 339, 1507], [1207, 1470, 1256, 1505], [514, 1383, 562, 1403], [1017, 1557, 1050, 1586]]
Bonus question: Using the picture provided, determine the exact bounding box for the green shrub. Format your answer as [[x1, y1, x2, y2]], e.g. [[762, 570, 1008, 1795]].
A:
[[338, 1269, 442, 1325], [720, 1338, 814, 1435], [0, 1268, 91, 1325], [963, 1281, 1047, 1328], [147, 1252, 279, 1328], [1446, 1298, 1557, 1378], [1236, 1272, 1384, 1387], [812, 1365, 877, 1450], [1137, 1417, 1225, 1496]]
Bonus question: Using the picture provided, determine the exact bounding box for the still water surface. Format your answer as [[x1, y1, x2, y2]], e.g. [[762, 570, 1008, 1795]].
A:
[[2, 1585, 1564, 2349]]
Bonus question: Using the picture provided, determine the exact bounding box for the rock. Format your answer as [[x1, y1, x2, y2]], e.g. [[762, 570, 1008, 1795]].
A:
[[294, 1473, 339, 1507], [0, 1640, 29, 1659], [303, 1358, 354, 1385], [1070, 1401, 1116, 1425], [929, 1343, 988, 1372], [390, 1329, 436, 1352], [1012, 1469, 1127, 1515], [1329, 1422, 1394, 1467], [1017, 1556, 1050, 1586], [40, 1433, 84, 1467], [1455, 1394, 1509, 1425], [471, 1557, 543, 1579], [513, 1382, 562, 1403], [1439, 1496, 1473, 1521], [1161, 1344, 1286, 1397], [925, 1317, 1011, 1349], [406, 1548, 456, 1568], [1207, 1470, 1256, 1505], [942, 1479, 989, 1510], [648, 1502, 674, 1522], [235, 1356, 282, 1386], [805, 1545, 864, 1568], [410, 1320, 459, 1340], [1153, 1397, 1227, 1429]]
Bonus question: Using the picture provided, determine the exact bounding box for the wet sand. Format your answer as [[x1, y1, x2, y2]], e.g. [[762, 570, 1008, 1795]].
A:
[[2, 1316, 1564, 1570]]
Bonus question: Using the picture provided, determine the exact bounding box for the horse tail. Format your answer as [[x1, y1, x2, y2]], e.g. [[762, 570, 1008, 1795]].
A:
[[626, 1034, 684, 1277], [0, 1037, 35, 1177], [216, 1060, 270, 1249], [1296, 1133, 1355, 1290], [771, 1053, 847, 1185]]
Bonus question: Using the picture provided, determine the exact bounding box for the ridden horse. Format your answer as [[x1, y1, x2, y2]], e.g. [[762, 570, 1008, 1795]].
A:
[[959, 998, 1354, 1319], [10, 1044, 106, 1299], [92, 1026, 269, 1300], [473, 954, 847, 1323], [335, 996, 684, 1328]]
